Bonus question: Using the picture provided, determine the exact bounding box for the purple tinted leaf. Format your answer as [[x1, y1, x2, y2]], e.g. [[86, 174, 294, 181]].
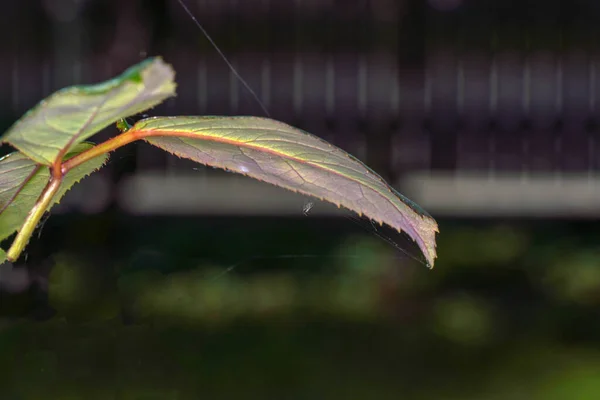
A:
[[134, 116, 439, 267]]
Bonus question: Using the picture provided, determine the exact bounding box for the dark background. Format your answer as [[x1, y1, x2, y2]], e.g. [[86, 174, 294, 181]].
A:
[[1, 0, 600, 398]]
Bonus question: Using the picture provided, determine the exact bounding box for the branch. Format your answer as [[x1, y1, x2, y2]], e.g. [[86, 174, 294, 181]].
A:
[[6, 174, 62, 262]]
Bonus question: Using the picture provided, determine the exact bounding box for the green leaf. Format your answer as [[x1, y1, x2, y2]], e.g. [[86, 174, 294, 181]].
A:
[[134, 116, 439, 267], [0, 143, 108, 243], [1, 57, 175, 166], [0, 248, 6, 264]]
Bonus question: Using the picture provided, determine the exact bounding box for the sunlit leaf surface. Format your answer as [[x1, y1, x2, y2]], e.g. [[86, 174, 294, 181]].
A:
[[0, 143, 108, 243], [134, 116, 439, 267], [1, 57, 175, 165]]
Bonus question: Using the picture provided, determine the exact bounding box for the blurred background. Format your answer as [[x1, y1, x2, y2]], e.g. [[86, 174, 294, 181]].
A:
[[1, 0, 600, 398]]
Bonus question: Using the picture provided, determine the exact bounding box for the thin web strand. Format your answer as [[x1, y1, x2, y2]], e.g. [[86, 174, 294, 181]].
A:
[[175, 0, 271, 118]]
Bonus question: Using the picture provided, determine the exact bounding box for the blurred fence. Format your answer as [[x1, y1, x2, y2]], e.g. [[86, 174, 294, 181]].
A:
[[2, 0, 600, 216]]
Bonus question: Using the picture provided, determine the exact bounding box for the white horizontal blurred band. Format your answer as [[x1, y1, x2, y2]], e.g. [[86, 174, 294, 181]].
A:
[[401, 172, 600, 218], [117, 173, 345, 216], [116, 171, 600, 218]]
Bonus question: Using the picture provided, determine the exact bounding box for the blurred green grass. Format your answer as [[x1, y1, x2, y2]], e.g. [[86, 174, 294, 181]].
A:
[[1, 219, 600, 399]]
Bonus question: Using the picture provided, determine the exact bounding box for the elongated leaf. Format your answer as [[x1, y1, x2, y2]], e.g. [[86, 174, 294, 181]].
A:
[[134, 116, 439, 267], [1, 57, 175, 165], [0, 143, 108, 243]]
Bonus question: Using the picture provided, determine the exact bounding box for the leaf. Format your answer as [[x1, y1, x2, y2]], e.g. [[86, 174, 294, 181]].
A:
[[0, 143, 108, 243], [0, 248, 5, 264], [133, 116, 439, 267], [1, 57, 175, 166]]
